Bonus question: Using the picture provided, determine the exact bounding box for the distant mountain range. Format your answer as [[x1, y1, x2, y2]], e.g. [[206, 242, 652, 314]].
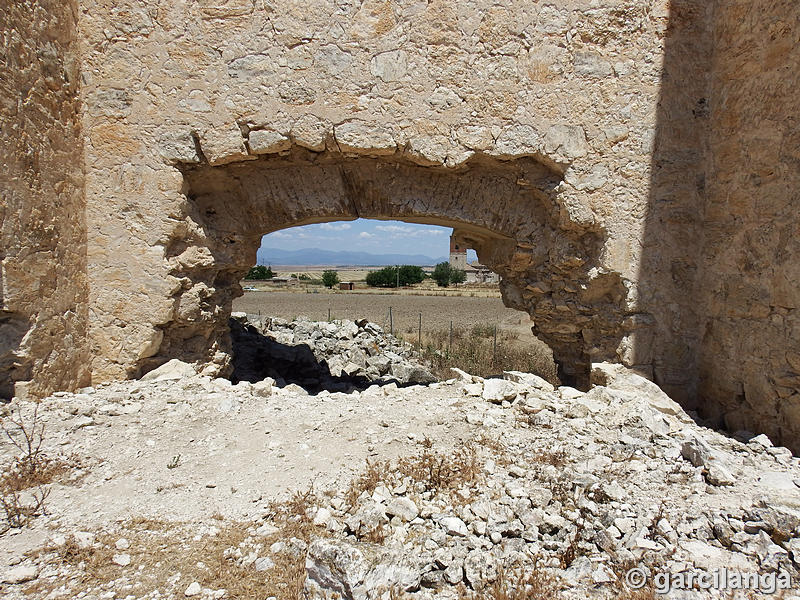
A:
[[257, 247, 447, 267]]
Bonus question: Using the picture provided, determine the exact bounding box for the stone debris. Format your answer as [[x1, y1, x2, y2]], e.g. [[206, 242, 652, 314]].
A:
[[231, 314, 436, 390], [0, 323, 799, 599]]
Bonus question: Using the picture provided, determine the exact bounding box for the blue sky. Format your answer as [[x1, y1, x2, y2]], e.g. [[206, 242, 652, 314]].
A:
[[261, 219, 477, 261]]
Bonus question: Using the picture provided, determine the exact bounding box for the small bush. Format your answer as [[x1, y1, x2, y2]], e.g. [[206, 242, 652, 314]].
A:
[[0, 403, 68, 528]]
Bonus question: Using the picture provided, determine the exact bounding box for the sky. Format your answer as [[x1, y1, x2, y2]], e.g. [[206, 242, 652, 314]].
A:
[[260, 219, 478, 261]]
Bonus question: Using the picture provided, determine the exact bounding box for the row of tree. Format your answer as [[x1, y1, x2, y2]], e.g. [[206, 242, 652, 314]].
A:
[[245, 263, 466, 288], [365, 265, 426, 287], [244, 265, 274, 280]]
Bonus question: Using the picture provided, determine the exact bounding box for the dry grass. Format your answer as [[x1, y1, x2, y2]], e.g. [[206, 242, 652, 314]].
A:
[[474, 434, 513, 466], [419, 324, 557, 383], [457, 565, 563, 599], [532, 448, 569, 468], [345, 458, 388, 508], [395, 437, 482, 493], [344, 438, 485, 512], [25, 489, 330, 599]]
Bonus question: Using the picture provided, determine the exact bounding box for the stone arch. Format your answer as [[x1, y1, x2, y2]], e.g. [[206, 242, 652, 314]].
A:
[[146, 145, 628, 388]]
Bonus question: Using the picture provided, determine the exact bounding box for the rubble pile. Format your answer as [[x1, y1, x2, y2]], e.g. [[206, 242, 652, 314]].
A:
[[230, 314, 436, 391], [0, 320, 799, 599]]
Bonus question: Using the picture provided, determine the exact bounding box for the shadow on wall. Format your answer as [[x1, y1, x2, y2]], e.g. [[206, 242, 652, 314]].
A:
[[0, 265, 31, 399], [636, 0, 713, 407], [641, 0, 800, 452]]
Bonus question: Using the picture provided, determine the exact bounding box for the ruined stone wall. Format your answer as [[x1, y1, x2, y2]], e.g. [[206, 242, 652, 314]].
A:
[[78, 0, 672, 385], [0, 0, 89, 399], [697, 0, 800, 449], [4, 0, 794, 449]]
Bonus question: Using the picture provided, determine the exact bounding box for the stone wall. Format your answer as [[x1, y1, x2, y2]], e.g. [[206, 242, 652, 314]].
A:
[[636, 0, 713, 405], [2, 0, 798, 450], [78, 0, 671, 385], [0, 0, 89, 399], [697, 0, 800, 448]]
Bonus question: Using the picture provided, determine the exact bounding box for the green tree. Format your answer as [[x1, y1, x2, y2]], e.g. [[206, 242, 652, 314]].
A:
[[399, 265, 425, 285], [365, 265, 425, 288], [245, 265, 274, 280], [432, 262, 453, 287], [322, 269, 340, 288], [450, 268, 466, 284], [366, 266, 394, 287]]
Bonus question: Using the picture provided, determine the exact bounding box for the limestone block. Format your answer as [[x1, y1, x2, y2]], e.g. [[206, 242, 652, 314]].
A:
[[291, 114, 332, 151], [335, 121, 396, 155], [370, 50, 408, 81], [248, 129, 291, 154], [140, 359, 197, 382], [573, 52, 613, 79], [455, 125, 493, 151], [491, 125, 543, 158], [544, 124, 588, 162], [405, 135, 449, 166], [158, 131, 201, 164], [564, 164, 609, 191], [198, 125, 251, 166], [316, 44, 353, 75]]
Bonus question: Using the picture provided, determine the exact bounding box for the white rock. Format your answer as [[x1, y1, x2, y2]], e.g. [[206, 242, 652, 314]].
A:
[[2, 565, 38, 584], [313, 507, 333, 527], [255, 556, 275, 571], [463, 383, 483, 397], [141, 359, 197, 382], [592, 362, 687, 419], [335, 121, 396, 155], [681, 436, 735, 486], [451, 367, 481, 384], [749, 433, 773, 450], [463, 549, 498, 591], [252, 378, 274, 397], [482, 379, 518, 403], [386, 497, 419, 522], [255, 523, 280, 537], [559, 386, 583, 400], [305, 538, 369, 599], [248, 129, 291, 154], [184, 581, 202, 597], [370, 50, 408, 81], [758, 471, 796, 491], [440, 516, 469, 537], [503, 371, 555, 392], [74, 531, 95, 549], [112, 553, 131, 566]]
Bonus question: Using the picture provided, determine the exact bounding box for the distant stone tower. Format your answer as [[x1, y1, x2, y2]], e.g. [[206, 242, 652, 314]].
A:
[[449, 235, 467, 270]]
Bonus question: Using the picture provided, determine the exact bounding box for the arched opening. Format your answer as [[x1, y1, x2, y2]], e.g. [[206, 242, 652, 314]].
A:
[[228, 218, 556, 392], [148, 147, 627, 388]]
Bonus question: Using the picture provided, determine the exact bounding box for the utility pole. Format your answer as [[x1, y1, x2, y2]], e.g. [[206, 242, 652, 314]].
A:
[[396, 265, 399, 288]]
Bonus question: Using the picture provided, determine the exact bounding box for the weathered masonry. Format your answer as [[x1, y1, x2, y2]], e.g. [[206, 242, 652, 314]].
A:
[[1, 0, 799, 450]]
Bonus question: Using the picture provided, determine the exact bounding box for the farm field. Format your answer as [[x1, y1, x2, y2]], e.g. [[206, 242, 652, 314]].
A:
[[234, 290, 521, 334]]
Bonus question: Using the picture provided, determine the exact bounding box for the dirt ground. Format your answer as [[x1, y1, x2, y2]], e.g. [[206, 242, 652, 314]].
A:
[[233, 291, 529, 338]]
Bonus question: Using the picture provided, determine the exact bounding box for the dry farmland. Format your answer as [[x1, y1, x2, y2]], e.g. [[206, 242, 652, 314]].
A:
[[233, 289, 557, 381], [234, 290, 522, 335]]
